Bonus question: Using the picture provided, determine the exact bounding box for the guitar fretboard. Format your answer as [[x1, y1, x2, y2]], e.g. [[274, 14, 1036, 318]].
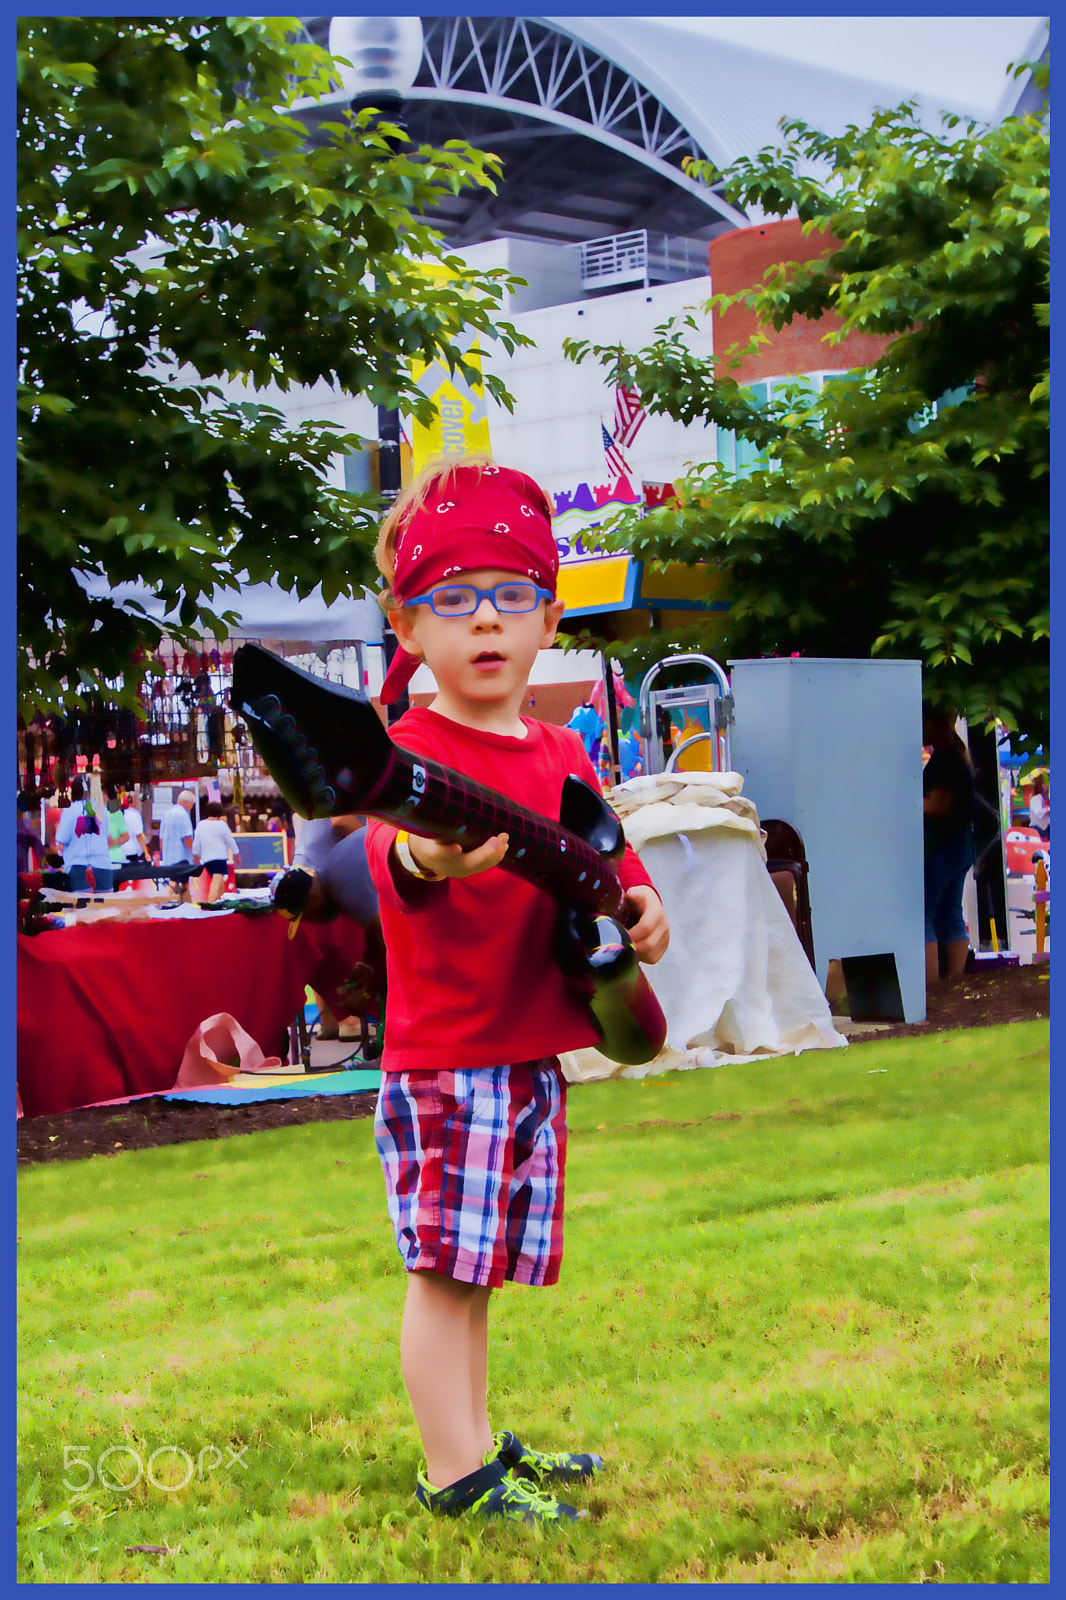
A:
[[364, 747, 626, 919]]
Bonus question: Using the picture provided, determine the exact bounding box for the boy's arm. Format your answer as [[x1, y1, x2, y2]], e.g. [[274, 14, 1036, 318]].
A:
[[364, 721, 668, 954], [401, 830, 509, 881], [622, 881, 670, 964], [616, 837, 670, 961], [363, 723, 508, 907], [617, 842, 669, 964], [365, 817, 507, 908]]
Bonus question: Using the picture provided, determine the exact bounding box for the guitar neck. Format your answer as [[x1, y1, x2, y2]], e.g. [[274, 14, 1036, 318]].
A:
[[229, 643, 665, 1067], [228, 643, 627, 919], [365, 744, 626, 919]]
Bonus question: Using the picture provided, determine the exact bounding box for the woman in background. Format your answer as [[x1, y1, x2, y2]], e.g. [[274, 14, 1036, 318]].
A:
[[922, 711, 975, 982]]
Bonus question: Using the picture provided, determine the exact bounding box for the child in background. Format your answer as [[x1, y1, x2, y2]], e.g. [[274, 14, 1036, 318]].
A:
[[364, 458, 669, 1525], [191, 800, 241, 904]]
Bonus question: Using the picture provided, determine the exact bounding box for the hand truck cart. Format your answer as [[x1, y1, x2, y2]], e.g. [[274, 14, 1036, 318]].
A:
[[637, 652, 735, 776]]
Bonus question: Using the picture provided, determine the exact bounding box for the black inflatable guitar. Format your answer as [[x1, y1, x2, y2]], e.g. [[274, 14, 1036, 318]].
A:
[[230, 643, 667, 1066]]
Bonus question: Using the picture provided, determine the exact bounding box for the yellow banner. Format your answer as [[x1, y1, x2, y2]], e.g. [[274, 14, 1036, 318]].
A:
[[557, 554, 634, 613], [408, 263, 492, 472]]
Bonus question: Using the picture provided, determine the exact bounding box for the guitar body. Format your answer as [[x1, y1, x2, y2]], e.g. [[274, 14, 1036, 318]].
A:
[[555, 907, 670, 1069], [230, 644, 667, 1066]]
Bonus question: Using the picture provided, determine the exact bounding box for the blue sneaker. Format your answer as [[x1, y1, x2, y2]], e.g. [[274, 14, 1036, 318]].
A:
[[414, 1456, 585, 1523], [494, 1430, 603, 1487]]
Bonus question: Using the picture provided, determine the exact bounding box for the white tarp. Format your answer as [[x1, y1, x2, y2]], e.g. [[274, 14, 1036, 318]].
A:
[[74, 572, 385, 645], [559, 772, 848, 1083]]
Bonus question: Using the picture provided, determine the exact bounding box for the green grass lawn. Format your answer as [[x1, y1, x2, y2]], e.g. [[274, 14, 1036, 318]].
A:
[[18, 1020, 1049, 1583]]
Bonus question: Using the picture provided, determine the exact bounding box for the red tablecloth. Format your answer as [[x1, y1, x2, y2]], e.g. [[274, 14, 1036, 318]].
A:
[[16, 913, 366, 1117]]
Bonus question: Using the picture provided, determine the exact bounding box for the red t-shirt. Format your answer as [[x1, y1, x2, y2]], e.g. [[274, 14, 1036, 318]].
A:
[[365, 709, 657, 1075]]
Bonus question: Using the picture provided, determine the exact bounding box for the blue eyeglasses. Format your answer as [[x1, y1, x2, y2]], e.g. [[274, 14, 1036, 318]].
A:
[[404, 581, 553, 617]]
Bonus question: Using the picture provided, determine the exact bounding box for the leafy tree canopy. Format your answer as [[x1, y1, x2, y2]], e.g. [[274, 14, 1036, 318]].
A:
[[18, 15, 529, 719], [564, 53, 1049, 758]]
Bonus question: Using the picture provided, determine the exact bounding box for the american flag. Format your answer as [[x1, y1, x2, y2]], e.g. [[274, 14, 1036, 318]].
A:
[[613, 384, 646, 449], [601, 422, 628, 480]]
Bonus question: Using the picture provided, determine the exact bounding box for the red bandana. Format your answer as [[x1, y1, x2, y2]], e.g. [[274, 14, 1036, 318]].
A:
[[380, 464, 558, 705]]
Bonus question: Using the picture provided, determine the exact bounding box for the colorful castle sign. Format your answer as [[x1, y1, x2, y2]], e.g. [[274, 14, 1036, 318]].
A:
[[552, 476, 643, 615]]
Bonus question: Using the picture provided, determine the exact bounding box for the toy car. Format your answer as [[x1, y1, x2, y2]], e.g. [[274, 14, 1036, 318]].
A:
[[1004, 827, 1050, 875]]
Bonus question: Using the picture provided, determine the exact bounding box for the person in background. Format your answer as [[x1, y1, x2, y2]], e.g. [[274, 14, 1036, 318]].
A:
[[37, 789, 65, 868], [121, 794, 150, 862], [54, 775, 115, 892], [220, 791, 241, 834], [289, 814, 378, 1040], [923, 711, 976, 983], [160, 789, 196, 869], [159, 788, 197, 894], [266, 802, 293, 836], [44, 790, 63, 852], [105, 786, 131, 869], [17, 793, 41, 873], [191, 800, 241, 904], [1028, 774, 1050, 841]]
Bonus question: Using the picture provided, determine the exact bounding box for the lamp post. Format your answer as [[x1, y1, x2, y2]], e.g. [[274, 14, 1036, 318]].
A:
[[327, 17, 425, 717], [327, 17, 424, 507]]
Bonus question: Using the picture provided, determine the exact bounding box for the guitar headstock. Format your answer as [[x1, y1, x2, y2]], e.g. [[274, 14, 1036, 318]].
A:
[[230, 643, 391, 818]]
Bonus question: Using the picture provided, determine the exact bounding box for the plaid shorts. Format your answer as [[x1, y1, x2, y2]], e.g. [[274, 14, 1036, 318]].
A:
[[374, 1060, 567, 1288]]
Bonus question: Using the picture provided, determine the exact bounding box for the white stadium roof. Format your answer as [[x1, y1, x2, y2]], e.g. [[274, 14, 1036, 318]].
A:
[[298, 15, 1044, 246], [545, 14, 993, 173]]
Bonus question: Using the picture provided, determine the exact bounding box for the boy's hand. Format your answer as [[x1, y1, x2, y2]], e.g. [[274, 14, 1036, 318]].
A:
[[405, 832, 510, 880], [624, 884, 670, 964]]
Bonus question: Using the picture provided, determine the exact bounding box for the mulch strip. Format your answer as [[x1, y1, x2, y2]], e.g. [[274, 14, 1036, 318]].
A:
[[17, 963, 1049, 1168], [842, 958, 1050, 1044], [17, 1087, 380, 1167]]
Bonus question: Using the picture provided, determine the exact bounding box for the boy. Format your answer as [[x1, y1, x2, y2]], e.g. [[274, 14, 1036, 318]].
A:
[[364, 459, 669, 1525]]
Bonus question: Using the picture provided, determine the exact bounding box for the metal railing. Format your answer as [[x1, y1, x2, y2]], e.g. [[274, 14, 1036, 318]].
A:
[[573, 230, 709, 288]]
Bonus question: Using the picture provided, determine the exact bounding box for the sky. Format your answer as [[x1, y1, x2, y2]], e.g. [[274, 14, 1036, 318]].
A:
[[656, 15, 1045, 115]]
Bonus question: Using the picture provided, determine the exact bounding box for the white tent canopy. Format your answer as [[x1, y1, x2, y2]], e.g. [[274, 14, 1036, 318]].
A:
[[74, 572, 385, 645]]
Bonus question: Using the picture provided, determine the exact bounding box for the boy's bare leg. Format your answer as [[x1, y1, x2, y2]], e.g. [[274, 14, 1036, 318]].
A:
[[469, 1283, 493, 1456], [401, 1272, 494, 1489]]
